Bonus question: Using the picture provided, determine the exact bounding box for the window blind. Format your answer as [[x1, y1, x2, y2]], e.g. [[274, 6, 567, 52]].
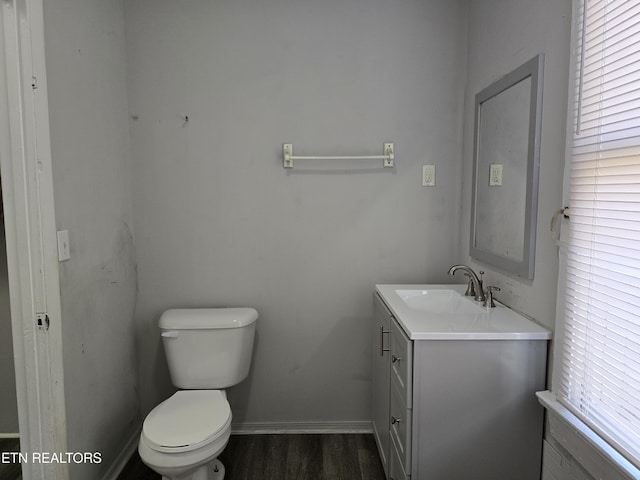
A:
[[560, 0, 640, 468]]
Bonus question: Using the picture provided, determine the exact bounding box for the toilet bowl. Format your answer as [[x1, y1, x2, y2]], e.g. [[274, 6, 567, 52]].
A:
[[138, 308, 257, 480], [139, 390, 231, 480]]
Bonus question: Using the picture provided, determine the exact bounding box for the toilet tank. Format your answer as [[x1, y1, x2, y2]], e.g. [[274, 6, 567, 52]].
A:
[[159, 308, 257, 389]]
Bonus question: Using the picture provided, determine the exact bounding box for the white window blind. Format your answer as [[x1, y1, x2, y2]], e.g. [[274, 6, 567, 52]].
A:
[[560, 0, 640, 469]]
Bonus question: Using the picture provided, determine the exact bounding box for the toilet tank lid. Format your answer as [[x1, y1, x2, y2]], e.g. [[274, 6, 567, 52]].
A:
[[159, 307, 258, 330]]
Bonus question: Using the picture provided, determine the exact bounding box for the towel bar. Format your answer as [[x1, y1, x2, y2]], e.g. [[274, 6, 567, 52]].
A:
[[282, 143, 394, 168]]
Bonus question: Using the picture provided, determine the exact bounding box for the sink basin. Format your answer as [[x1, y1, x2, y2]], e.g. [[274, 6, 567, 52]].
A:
[[396, 288, 485, 315], [376, 284, 552, 340]]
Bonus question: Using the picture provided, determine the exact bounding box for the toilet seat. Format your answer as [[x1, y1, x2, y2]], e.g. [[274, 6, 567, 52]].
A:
[[142, 390, 231, 454]]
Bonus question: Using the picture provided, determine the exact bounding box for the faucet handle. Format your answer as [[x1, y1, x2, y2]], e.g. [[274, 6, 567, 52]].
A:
[[463, 273, 476, 296], [484, 286, 500, 308]]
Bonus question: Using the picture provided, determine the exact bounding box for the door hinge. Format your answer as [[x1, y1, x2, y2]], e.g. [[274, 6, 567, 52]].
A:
[[36, 314, 50, 330]]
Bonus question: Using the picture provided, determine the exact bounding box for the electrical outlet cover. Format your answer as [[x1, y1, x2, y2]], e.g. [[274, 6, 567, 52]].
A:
[[422, 165, 436, 186], [489, 163, 503, 186]]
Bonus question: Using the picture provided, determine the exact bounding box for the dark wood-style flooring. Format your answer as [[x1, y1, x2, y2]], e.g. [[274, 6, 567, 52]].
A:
[[118, 434, 385, 480]]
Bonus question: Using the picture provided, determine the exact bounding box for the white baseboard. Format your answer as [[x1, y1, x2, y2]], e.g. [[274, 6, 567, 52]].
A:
[[0, 433, 20, 439], [231, 420, 373, 435], [101, 425, 141, 480]]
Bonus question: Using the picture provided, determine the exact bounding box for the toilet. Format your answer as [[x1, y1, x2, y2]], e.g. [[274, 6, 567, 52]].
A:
[[138, 307, 257, 480]]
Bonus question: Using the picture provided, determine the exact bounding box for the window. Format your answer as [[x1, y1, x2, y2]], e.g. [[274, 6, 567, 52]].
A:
[[558, 0, 640, 469]]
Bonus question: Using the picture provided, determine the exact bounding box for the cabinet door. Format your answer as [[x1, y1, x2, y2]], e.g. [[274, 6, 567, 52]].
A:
[[390, 318, 413, 407], [372, 292, 392, 476], [390, 380, 412, 474], [389, 435, 410, 480]]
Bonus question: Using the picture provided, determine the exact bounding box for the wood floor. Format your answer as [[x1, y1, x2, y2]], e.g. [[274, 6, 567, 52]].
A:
[[118, 434, 385, 480], [0, 438, 21, 480]]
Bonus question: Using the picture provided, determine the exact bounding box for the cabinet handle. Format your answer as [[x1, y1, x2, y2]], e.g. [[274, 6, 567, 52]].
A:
[[391, 416, 402, 425], [392, 355, 401, 363], [380, 326, 390, 356]]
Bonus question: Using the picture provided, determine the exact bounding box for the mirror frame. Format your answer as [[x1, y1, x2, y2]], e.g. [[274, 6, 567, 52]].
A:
[[470, 54, 544, 279]]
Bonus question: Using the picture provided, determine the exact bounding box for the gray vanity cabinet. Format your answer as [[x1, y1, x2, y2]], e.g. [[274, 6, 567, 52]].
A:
[[388, 316, 412, 480], [373, 291, 548, 480], [372, 292, 392, 476], [373, 292, 413, 480]]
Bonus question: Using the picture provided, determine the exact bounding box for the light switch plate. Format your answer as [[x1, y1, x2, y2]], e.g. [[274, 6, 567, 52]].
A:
[[57, 230, 70, 261]]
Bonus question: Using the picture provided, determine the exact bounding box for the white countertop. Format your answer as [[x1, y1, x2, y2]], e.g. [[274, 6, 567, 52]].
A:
[[376, 284, 552, 341]]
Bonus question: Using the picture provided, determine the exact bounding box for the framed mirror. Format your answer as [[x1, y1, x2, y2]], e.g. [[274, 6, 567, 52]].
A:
[[470, 54, 544, 279]]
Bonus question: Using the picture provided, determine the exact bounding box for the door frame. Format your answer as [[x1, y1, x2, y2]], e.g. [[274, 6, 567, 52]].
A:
[[0, 1, 67, 478]]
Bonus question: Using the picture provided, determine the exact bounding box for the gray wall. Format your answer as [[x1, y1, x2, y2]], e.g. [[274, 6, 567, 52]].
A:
[[0, 225, 18, 434], [35, 1, 574, 475], [459, 0, 572, 330], [43, 0, 139, 478], [125, 0, 468, 425]]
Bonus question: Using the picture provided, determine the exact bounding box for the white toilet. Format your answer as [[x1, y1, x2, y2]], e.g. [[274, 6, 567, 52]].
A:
[[138, 307, 257, 480]]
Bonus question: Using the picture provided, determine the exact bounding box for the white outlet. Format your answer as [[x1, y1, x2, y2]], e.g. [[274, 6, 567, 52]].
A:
[[422, 164, 436, 187], [489, 163, 503, 186]]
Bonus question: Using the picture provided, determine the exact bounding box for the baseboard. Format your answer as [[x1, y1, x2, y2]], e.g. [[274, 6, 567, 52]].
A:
[[101, 424, 142, 480], [231, 420, 373, 435], [0, 433, 20, 439]]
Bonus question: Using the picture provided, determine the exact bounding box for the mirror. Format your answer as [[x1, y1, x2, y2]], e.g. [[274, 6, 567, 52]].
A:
[[470, 54, 544, 279]]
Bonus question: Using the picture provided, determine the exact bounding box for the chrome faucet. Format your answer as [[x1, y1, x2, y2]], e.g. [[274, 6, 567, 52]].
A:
[[448, 265, 485, 302]]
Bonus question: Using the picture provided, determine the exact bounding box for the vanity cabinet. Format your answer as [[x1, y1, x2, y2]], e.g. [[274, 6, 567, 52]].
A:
[[372, 290, 549, 480], [373, 292, 413, 479], [372, 292, 392, 476]]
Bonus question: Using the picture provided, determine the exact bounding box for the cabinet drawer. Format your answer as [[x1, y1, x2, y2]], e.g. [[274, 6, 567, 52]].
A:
[[390, 382, 412, 474], [390, 318, 413, 406], [389, 434, 410, 480]]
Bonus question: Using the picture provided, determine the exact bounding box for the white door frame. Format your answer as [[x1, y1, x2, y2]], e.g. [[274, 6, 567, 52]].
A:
[[0, 1, 67, 479]]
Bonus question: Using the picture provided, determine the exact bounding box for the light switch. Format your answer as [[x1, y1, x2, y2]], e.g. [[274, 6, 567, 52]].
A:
[[57, 230, 70, 262]]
